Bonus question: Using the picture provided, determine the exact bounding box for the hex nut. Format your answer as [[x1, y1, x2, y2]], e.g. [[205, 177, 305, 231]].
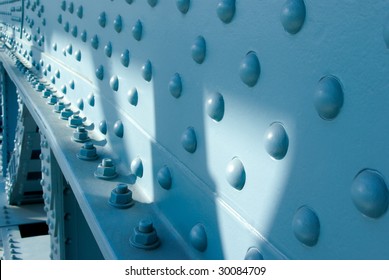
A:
[[72, 126, 89, 143], [77, 142, 98, 160], [94, 158, 118, 179], [109, 184, 134, 208], [130, 220, 160, 250]]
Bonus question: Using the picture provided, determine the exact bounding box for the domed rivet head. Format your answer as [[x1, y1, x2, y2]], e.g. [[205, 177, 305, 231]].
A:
[[121, 49, 130, 67], [176, 0, 190, 14], [109, 184, 134, 208], [68, 2, 74, 13], [52, 43, 57, 51], [66, 44, 72, 54], [226, 157, 246, 190], [114, 120, 124, 138], [148, 0, 158, 7], [181, 127, 197, 153], [96, 65, 104, 80], [110, 75, 119, 91], [55, 69, 60, 78], [169, 73, 182, 98], [141, 60, 152, 82], [76, 5, 83, 19], [77, 98, 84, 110], [42, 18, 46, 26], [91, 34, 99, 49], [191, 36, 206, 64], [132, 20, 143, 41], [81, 30, 87, 42], [69, 79, 75, 90], [75, 50, 81, 61], [57, 14, 62, 24], [114, 15, 123, 33], [130, 219, 160, 250], [99, 120, 107, 134], [131, 157, 143, 178], [64, 22, 69, 32], [104, 42, 112, 57], [128, 88, 138, 106], [244, 247, 264, 260], [240, 51, 260, 87], [280, 0, 306, 34], [206, 92, 224, 122], [351, 169, 389, 218], [126, 0, 133, 4], [61, 85, 67, 94], [293, 206, 320, 246], [87, 93, 95, 107], [190, 224, 207, 252], [61, 1, 66, 11], [98, 12, 107, 28], [314, 75, 344, 120], [217, 0, 236, 23], [157, 166, 172, 190], [71, 25, 78, 37], [264, 122, 289, 160]]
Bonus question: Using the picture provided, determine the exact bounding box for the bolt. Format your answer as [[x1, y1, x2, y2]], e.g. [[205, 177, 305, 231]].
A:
[[109, 183, 134, 208], [94, 158, 118, 180], [130, 219, 160, 250], [60, 108, 73, 120], [68, 114, 83, 128], [77, 142, 98, 161]]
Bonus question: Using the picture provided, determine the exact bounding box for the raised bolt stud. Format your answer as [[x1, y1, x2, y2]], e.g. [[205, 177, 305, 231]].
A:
[[94, 158, 118, 180], [42, 89, 52, 98], [72, 126, 90, 143], [77, 142, 98, 161], [109, 183, 134, 208], [54, 101, 66, 113], [60, 108, 73, 120], [47, 95, 59, 105], [68, 114, 83, 128], [130, 219, 160, 250]]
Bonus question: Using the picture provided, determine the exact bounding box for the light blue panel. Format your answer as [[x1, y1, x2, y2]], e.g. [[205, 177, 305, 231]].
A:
[[0, 0, 389, 260]]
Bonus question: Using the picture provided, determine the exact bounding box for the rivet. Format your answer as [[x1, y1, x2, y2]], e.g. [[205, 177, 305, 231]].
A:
[[239, 51, 260, 87], [68, 2, 74, 13], [217, 0, 236, 23], [181, 127, 197, 153], [176, 0, 190, 14], [131, 157, 143, 178], [75, 50, 81, 61], [87, 93, 95, 106], [244, 247, 264, 260], [157, 166, 172, 190], [71, 25, 78, 37], [126, 0, 133, 4], [264, 122, 289, 160], [109, 184, 134, 208], [114, 15, 123, 33], [280, 0, 306, 34], [169, 73, 182, 98], [81, 30, 87, 42], [66, 44, 72, 54], [191, 36, 206, 64], [141, 60, 152, 82], [91, 34, 99, 49], [114, 120, 124, 138], [77, 98, 84, 110], [314, 75, 344, 120], [128, 88, 138, 106], [226, 157, 246, 190], [104, 42, 112, 57], [110, 75, 119, 91], [64, 22, 70, 32], [96, 65, 104, 80], [190, 224, 207, 252], [61, 1, 66, 11], [121, 49, 130, 67], [130, 219, 160, 249], [69, 79, 75, 90], [52, 43, 57, 51], [293, 206, 320, 247], [132, 20, 143, 41], [206, 92, 224, 122], [76, 5, 83, 19], [54, 101, 66, 113], [55, 70, 60, 78], [98, 12, 107, 28], [99, 120, 107, 134], [57, 14, 62, 24], [351, 169, 388, 218], [42, 18, 46, 26], [148, 0, 158, 7]]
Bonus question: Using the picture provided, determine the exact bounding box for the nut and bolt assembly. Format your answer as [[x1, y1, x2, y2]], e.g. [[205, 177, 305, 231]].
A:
[[130, 219, 160, 250], [109, 183, 134, 208], [94, 158, 118, 179]]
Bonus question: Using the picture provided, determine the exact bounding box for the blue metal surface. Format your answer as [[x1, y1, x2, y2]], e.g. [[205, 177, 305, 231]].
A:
[[0, 0, 389, 260]]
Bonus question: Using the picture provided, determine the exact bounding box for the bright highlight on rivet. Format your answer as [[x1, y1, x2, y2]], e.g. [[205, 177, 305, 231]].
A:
[[239, 51, 260, 87], [264, 122, 289, 160], [105, 42, 112, 57], [121, 49, 130, 67], [169, 73, 182, 98], [98, 12, 107, 28], [96, 65, 104, 80], [292, 206, 320, 246], [225, 157, 245, 190], [114, 120, 124, 138], [131, 157, 143, 178], [110, 75, 119, 91], [142, 60, 152, 82], [181, 127, 197, 153], [128, 88, 138, 106], [191, 36, 206, 64], [190, 224, 207, 252], [132, 20, 143, 41], [206, 92, 224, 122], [114, 15, 123, 33]]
